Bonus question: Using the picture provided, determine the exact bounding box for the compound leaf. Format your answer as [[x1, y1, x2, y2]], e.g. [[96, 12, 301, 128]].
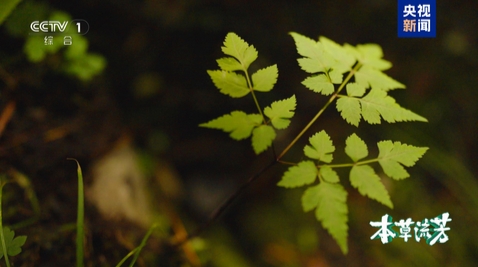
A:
[[301, 183, 348, 254], [302, 74, 335, 95], [0, 227, 27, 258], [360, 89, 427, 124], [290, 32, 336, 73], [251, 125, 276, 154], [200, 111, 261, 140], [350, 165, 393, 208], [221, 32, 258, 70], [345, 133, 368, 162], [207, 70, 250, 98], [345, 43, 392, 71], [319, 166, 339, 183], [304, 130, 335, 163], [252, 65, 278, 92], [377, 141, 428, 180], [278, 160, 317, 188], [355, 66, 405, 91], [216, 57, 243, 71], [264, 95, 296, 129], [319, 36, 355, 73]]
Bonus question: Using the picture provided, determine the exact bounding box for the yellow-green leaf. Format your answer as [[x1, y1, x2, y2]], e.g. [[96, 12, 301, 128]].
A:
[[302, 74, 335, 95], [345, 133, 368, 162], [304, 130, 335, 163], [252, 65, 278, 92], [319, 166, 339, 183], [290, 32, 336, 73], [336, 97, 361, 127], [301, 183, 348, 254], [200, 111, 261, 140], [264, 95, 296, 129], [251, 125, 275, 154], [207, 70, 249, 98], [216, 57, 243, 71], [377, 141, 428, 180], [278, 160, 317, 188], [350, 165, 393, 208], [221, 32, 258, 70], [360, 89, 428, 124]]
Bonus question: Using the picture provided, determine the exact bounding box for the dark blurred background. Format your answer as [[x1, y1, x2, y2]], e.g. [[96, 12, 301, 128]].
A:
[[1, 0, 477, 266]]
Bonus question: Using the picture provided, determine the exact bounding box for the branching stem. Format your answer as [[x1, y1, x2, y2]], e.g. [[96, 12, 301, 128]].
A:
[[177, 66, 361, 246], [173, 158, 277, 246], [276, 65, 360, 160]]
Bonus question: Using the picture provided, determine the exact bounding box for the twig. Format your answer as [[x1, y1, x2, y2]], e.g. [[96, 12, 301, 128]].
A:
[[0, 101, 15, 138], [172, 158, 278, 246]]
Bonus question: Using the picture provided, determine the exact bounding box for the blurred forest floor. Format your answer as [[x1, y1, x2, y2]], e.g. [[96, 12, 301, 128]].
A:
[[0, 0, 477, 266]]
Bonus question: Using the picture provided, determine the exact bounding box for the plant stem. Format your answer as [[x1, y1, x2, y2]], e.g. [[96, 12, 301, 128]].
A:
[[320, 158, 379, 168], [116, 248, 138, 267], [128, 224, 157, 267], [276, 66, 359, 160], [0, 176, 10, 267], [173, 158, 277, 246], [68, 159, 84, 267], [244, 69, 266, 124]]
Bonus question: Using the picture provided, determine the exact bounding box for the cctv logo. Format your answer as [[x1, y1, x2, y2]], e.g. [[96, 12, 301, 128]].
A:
[[30, 21, 68, 33]]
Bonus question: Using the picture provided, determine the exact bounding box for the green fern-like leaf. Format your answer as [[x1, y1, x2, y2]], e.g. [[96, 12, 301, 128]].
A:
[[361, 89, 427, 123], [290, 32, 337, 74], [345, 43, 392, 71], [319, 166, 339, 183], [289, 32, 347, 96], [277, 161, 317, 188], [303, 130, 335, 163], [345, 83, 366, 97], [207, 70, 250, 98], [343, 42, 404, 90], [302, 183, 348, 254], [302, 74, 335, 95], [251, 125, 276, 154], [337, 89, 428, 126], [319, 36, 355, 74], [344, 133, 368, 162], [200, 111, 262, 140], [336, 97, 361, 126], [216, 57, 243, 71], [251, 65, 278, 92], [221, 32, 258, 70], [264, 95, 296, 129], [377, 141, 428, 180], [0, 227, 27, 258], [355, 66, 405, 91], [350, 165, 393, 208]]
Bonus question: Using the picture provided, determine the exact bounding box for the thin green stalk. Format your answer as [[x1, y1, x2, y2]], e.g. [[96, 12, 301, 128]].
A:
[[0, 176, 10, 267], [115, 248, 139, 267], [276, 65, 360, 160], [68, 159, 84, 267], [112, 224, 159, 267], [128, 224, 157, 267], [319, 158, 379, 168], [243, 68, 266, 124]]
